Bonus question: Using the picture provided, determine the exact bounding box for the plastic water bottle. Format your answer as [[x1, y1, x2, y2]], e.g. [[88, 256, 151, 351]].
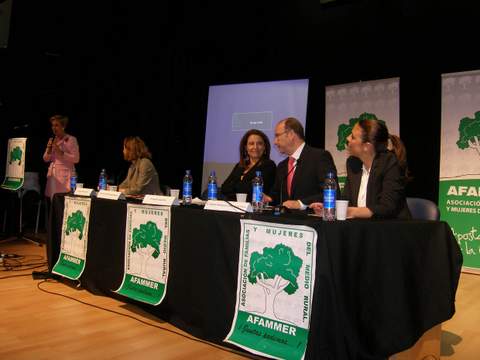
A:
[[70, 169, 77, 193], [98, 168, 107, 191], [323, 172, 337, 221], [182, 170, 193, 205], [252, 171, 264, 213], [207, 170, 217, 200]]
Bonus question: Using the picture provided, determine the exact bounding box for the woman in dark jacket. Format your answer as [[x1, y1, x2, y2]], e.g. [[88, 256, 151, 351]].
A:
[[311, 119, 411, 219], [221, 129, 276, 202]]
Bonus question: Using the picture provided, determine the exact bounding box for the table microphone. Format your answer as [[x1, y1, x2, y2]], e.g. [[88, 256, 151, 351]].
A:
[[275, 158, 300, 215]]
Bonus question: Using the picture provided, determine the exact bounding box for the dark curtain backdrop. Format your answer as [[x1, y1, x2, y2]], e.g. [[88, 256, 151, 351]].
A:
[[0, 0, 477, 200]]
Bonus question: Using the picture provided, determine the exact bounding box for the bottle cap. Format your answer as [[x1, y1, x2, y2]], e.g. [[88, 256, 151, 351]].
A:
[[255, 171, 261, 176]]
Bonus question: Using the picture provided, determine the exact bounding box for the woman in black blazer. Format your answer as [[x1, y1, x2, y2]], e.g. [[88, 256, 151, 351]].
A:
[[221, 129, 276, 202], [311, 119, 411, 219]]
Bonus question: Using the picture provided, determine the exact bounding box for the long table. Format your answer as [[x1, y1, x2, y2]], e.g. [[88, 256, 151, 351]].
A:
[[47, 194, 462, 359]]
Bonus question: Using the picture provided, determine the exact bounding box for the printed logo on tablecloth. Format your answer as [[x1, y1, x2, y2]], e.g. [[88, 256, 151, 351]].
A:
[[225, 220, 317, 360], [115, 203, 170, 305], [52, 196, 91, 280]]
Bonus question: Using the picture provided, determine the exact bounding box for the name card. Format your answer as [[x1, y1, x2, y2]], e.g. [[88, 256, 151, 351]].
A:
[[204, 200, 253, 213], [143, 195, 179, 206], [74, 187, 96, 197], [97, 190, 126, 200]]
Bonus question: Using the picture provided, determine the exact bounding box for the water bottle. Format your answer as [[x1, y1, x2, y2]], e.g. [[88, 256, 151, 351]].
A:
[[323, 172, 337, 221], [207, 170, 217, 200], [98, 168, 107, 191], [182, 170, 193, 205], [252, 171, 264, 213], [70, 169, 77, 193]]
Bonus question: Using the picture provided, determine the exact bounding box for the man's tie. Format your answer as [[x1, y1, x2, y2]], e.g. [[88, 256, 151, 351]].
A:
[[287, 156, 295, 197]]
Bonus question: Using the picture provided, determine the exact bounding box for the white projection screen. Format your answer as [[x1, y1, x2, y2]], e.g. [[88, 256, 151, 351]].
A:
[[202, 79, 309, 191]]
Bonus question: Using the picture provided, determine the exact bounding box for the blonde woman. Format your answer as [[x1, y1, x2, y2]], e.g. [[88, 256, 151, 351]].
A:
[[118, 136, 162, 195], [43, 115, 80, 199]]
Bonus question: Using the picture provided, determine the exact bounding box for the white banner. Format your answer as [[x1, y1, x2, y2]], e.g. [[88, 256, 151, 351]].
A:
[[52, 196, 92, 280], [115, 203, 171, 305], [325, 78, 400, 185], [439, 70, 480, 273], [1, 137, 27, 191], [226, 220, 317, 359]]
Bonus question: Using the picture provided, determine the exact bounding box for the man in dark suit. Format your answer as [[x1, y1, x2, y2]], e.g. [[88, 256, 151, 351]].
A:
[[264, 117, 338, 210]]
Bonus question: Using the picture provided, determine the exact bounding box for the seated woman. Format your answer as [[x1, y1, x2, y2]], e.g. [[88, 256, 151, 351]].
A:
[[118, 136, 162, 196], [221, 129, 276, 201], [311, 119, 410, 219]]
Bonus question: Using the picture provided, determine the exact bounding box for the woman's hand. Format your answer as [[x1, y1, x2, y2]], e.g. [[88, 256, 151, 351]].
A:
[[309, 202, 324, 215], [52, 140, 63, 156], [46, 138, 53, 153]]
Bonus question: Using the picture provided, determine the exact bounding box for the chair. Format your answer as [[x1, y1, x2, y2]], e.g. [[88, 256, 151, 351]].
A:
[[18, 172, 47, 234], [406, 197, 440, 221], [159, 184, 171, 196]]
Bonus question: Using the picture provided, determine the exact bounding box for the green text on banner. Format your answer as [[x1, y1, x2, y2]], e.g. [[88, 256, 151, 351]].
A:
[[1, 137, 27, 190], [325, 78, 400, 190], [52, 196, 91, 279], [440, 70, 480, 273], [115, 203, 170, 305], [225, 220, 317, 360]]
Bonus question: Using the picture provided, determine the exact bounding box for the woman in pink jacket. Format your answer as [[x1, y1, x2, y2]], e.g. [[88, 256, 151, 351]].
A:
[[43, 115, 80, 199]]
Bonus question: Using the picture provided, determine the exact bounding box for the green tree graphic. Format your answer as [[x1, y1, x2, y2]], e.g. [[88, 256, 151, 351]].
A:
[[9, 146, 22, 165], [248, 243, 303, 319], [457, 111, 480, 156], [65, 210, 86, 239], [131, 221, 162, 276], [336, 113, 386, 151]]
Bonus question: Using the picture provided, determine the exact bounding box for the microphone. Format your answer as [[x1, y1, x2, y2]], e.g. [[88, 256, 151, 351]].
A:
[[275, 158, 300, 215]]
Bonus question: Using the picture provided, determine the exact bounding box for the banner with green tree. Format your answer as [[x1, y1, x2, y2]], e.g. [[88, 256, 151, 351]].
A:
[[115, 204, 171, 305], [1, 137, 27, 191], [440, 70, 480, 273], [325, 79, 400, 190], [52, 196, 91, 279], [225, 220, 317, 360]]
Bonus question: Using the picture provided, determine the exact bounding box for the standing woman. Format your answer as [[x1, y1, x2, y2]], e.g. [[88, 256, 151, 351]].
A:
[[43, 115, 80, 199], [221, 129, 276, 201], [118, 136, 162, 196]]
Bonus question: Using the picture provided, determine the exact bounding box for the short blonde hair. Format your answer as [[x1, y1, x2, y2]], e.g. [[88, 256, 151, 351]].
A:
[[50, 114, 69, 128]]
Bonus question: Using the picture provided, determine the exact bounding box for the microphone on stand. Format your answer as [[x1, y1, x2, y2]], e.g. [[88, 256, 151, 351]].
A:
[[275, 158, 300, 215]]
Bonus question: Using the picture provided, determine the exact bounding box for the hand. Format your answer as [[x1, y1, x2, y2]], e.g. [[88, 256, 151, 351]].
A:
[[52, 141, 63, 156], [309, 202, 324, 215], [46, 138, 53, 153], [263, 194, 273, 203], [282, 200, 301, 210]]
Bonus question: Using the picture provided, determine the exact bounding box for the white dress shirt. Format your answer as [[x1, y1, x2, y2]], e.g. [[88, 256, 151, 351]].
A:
[[357, 165, 371, 207]]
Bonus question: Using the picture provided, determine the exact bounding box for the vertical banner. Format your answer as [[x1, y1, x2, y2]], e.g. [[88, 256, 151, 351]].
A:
[[115, 203, 170, 305], [1, 137, 27, 191], [325, 78, 400, 188], [52, 196, 92, 280], [225, 220, 317, 360], [440, 70, 480, 274]]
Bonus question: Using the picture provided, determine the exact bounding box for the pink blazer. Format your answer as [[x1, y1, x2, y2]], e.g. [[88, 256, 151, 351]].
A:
[[43, 134, 80, 198]]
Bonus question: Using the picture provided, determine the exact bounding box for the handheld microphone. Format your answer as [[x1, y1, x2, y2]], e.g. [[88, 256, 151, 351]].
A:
[[275, 158, 300, 215]]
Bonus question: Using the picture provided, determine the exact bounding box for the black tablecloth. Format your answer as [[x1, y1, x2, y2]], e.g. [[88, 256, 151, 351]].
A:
[[47, 194, 462, 359]]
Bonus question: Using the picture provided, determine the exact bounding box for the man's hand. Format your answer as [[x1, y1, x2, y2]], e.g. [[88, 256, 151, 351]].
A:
[[282, 200, 301, 209]]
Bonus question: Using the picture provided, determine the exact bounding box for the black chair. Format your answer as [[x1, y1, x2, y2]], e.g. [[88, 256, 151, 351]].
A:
[[159, 184, 171, 196], [406, 197, 440, 221]]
